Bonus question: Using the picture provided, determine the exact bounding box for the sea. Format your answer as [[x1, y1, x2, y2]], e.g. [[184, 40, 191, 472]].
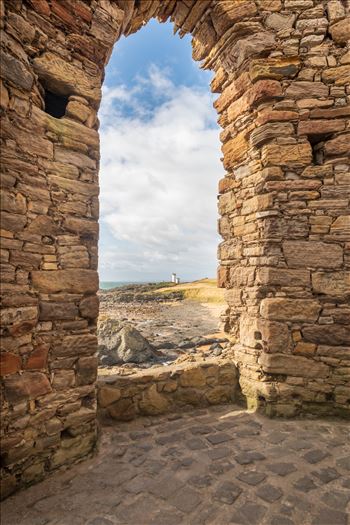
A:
[[99, 281, 146, 290]]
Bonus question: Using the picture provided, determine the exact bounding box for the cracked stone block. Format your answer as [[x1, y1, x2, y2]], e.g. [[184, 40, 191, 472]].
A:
[[235, 451, 266, 465], [206, 432, 234, 445], [208, 447, 231, 460], [256, 483, 283, 502], [231, 501, 267, 525], [312, 467, 340, 484], [168, 486, 202, 513], [237, 471, 266, 486], [213, 481, 242, 505], [322, 490, 350, 509], [185, 437, 208, 450], [294, 476, 317, 492], [311, 508, 348, 525], [267, 462, 297, 476], [303, 449, 330, 464], [190, 425, 213, 435], [188, 475, 213, 488]]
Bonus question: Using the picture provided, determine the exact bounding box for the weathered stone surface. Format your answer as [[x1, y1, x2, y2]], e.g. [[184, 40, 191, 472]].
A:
[[0, 50, 33, 91], [39, 302, 78, 321], [302, 325, 350, 345], [285, 81, 329, 98], [324, 134, 350, 156], [259, 354, 329, 378], [312, 272, 350, 296], [4, 372, 52, 402], [283, 242, 343, 268], [79, 295, 99, 319], [0, 353, 21, 376], [31, 270, 99, 293], [329, 18, 350, 44], [33, 53, 101, 104], [260, 298, 321, 322], [262, 143, 312, 167], [256, 268, 310, 287]]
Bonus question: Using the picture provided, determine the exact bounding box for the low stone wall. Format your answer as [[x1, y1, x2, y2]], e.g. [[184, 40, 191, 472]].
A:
[[97, 359, 239, 421]]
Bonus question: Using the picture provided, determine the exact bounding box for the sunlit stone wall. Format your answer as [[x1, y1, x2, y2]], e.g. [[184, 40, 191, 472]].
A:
[[0, 0, 349, 498]]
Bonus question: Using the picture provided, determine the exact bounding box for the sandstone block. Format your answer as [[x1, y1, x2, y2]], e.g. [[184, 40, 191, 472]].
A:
[[251, 122, 294, 147], [266, 12, 296, 30], [327, 0, 346, 24], [240, 314, 291, 353], [324, 133, 350, 156], [4, 372, 51, 402], [98, 385, 121, 408], [139, 384, 170, 415], [260, 298, 321, 322], [262, 143, 312, 167], [322, 65, 350, 86], [294, 342, 316, 356], [52, 370, 75, 390], [39, 301, 78, 321], [259, 353, 329, 378], [107, 398, 136, 421], [302, 325, 350, 345], [31, 270, 98, 293], [0, 353, 21, 376], [52, 334, 97, 358], [212, 1, 257, 36], [0, 50, 33, 91], [312, 272, 350, 296], [0, 190, 26, 215], [76, 356, 98, 386], [50, 433, 95, 469], [256, 267, 310, 287], [283, 241, 343, 268], [285, 81, 328, 98], [329, 18, 350, 44], [179, 366, 206, 388], [79, 295, 99, 319], [222, 131, 248, 169], [25, 345, 49, 370], [33, 52, 101, 104], [205, 386, 233, 404], [331, 216, 350, 237], [298, 119, 346, 136]]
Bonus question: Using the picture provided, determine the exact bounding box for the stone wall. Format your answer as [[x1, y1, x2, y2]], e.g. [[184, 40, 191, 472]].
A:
[[0, 0, 349, 499], [98, 359, 239, 421]]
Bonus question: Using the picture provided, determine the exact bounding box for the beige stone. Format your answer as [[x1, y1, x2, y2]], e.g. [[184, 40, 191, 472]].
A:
[[283, 241, 343, 268], [259, 353, 329, 378], [312, 272, 350, 296], [262, 143, 312, 167], [179, 366, 206, 388], [260, 298, 321, 322], [97, 386, 121, 408], [33, 53, 101, 104], [31, 270, 98, 293], [139, 384, 170, 415]]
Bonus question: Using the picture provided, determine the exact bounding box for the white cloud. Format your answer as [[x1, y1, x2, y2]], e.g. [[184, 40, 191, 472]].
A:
[[98, 66, 222, 281]]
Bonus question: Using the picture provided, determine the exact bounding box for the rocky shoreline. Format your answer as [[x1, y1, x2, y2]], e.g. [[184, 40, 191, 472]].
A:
[[98, 282, 230, 372]]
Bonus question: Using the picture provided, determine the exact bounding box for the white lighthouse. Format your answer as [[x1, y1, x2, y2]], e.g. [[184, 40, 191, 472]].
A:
[[171, 273, 176, 283]]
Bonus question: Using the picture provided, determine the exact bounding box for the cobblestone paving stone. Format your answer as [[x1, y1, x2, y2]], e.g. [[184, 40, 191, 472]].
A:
[[2, 405, 350, 525]]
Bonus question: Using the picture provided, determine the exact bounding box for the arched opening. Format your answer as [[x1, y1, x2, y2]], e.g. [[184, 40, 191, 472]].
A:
[[96, 18, 237, 421]]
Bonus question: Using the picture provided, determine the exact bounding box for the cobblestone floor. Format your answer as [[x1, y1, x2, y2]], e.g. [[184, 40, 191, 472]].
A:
[[2, 405, 350, 525]]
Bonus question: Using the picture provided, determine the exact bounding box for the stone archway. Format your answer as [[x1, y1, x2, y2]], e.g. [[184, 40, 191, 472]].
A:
[[1, 0, 349, 498]]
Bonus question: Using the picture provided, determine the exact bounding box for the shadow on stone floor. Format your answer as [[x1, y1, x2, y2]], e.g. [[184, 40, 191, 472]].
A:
[[2, 404, 350, 525]]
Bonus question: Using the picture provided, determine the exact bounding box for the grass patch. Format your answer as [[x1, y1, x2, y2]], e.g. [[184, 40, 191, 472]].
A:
[[155, 278, 225, 304]]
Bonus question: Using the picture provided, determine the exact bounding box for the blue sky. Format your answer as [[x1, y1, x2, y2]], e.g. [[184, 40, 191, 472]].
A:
[[98, 19, 221, 282]]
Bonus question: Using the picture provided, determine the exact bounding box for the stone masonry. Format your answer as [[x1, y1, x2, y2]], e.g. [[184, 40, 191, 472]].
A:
[[0, 0, 349, 499]]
